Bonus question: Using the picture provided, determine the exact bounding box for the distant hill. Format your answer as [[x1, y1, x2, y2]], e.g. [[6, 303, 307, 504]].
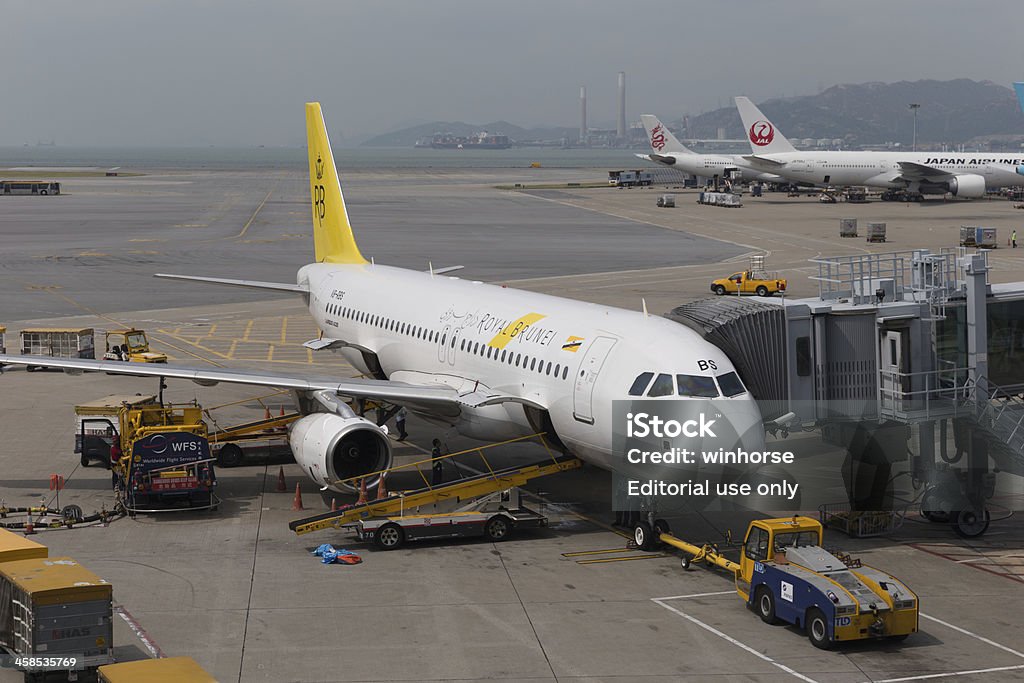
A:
[[680, 79, 1024, 146], [361, 121, 577, 147]]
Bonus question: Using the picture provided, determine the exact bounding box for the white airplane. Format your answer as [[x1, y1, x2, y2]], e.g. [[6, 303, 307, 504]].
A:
[[637, 114, 785, 184], [734, 96, 1024, 198], [0, 103, 764, 494]]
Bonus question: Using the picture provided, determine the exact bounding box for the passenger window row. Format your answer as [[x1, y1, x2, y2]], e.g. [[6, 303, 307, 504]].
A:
[[326, 302, 571, 381], [627, 370, 747, 398]]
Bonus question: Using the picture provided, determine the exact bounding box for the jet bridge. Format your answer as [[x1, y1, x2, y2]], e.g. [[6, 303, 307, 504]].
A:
[[669, 248, 1024, 537]]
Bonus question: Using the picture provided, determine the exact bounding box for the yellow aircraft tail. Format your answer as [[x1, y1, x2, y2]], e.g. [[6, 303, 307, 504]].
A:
[[305, 102, 367, 264]]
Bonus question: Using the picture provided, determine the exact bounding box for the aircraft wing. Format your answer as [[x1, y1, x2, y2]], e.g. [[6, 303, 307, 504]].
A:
[[895, 161, 954, 180], [0, 355, 531, 415], [740, 154, 786, 167], [154, 273, 308, 293]]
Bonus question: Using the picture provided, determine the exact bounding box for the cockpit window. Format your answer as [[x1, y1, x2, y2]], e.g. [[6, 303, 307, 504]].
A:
[[628, 372, 654, 396], [676, 374, 719, 398], [647, 373, 675, 397], [717, 371, 746, 397]]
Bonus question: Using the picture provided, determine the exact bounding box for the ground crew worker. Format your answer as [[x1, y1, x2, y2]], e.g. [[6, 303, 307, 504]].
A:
[[396, 407, 408, 441], [109, 440, 122, 489], [1013, 229, 1018, 248], [431, 438, 444, 486]]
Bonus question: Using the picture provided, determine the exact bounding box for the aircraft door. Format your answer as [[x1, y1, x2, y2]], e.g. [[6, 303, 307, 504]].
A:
[[437, 325, 451, 364], [879, 330, 906, 413], [572, 336, 617, 424]]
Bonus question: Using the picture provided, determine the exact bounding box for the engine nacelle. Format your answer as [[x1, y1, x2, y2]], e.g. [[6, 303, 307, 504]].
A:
[[288, 413, 392, 492], [947, 173, 986, 198]]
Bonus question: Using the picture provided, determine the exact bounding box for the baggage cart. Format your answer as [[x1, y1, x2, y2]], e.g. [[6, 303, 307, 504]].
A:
[[839, 218, 858, 237], [866, 222, 887, 243]]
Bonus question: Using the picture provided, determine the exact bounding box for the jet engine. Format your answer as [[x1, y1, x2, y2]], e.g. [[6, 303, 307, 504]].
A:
[[288, 412, 392, 492], [946, 174, 986, 198]]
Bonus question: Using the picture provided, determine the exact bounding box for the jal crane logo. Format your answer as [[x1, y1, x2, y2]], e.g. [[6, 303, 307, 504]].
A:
[[749, 120, 775, 147], [650, 125, 666, 152]]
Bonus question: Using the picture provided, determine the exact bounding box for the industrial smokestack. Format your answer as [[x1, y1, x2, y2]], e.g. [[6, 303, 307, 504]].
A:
[[617, 71, 626, 139], [580, 86, 587, 144]]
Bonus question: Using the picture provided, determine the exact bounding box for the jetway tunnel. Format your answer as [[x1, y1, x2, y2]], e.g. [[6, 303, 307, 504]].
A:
[[666, 249, 1024, 537]]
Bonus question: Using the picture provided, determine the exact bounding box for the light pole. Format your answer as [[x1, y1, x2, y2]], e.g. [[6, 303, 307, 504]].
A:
[[909, 103, 921, 152]]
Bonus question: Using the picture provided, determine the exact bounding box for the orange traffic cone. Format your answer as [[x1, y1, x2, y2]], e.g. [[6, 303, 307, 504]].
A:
[[330, 498, 337, 512], [24, 511, 35, 535], [292, 483, 305, 511], [280, 405, 286, 417], [356, 478, 368, 505], [375, 473, 388, 500], [264, 406, 271, 420], [276, 467, 287, 493]]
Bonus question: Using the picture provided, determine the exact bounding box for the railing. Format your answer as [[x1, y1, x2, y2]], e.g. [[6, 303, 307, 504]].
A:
[[329, 431, 558, 491], [877, 363, 970, 421]]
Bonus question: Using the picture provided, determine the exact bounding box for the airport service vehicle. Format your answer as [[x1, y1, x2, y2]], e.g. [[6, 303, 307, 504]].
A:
[[0, 180, 60, 195], [0, 102, 764, 497], [101, 328, 167, 363], [98, 656, 217, 683], [734, 96, 1024, 197], [75, 394, 158, 467], [711, 270, 786, 297], [646, 516, 918, 649], [99, 401, 218, 512], [656, 194, 675, 207], [20, 328, 94, 370], [608, 169, 653, 187], [0, 556, 115, 679], [637, 115, 785, 184], [355, 488, 547, 550]]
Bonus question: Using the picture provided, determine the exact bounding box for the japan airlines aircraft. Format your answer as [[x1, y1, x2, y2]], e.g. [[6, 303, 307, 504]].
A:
[[735, 96, 1024, 197], [637, 114, 785, 183], [0, 103, 764, 493]]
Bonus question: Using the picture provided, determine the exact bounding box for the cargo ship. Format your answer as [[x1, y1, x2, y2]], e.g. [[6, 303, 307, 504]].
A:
[[416, 131, 512, 149]]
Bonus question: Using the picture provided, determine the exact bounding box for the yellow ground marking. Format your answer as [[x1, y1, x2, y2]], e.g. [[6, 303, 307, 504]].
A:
[[156, 329, 233, 361], [280, 317, 288, 344], [174, 223, 208, 228], [77, 251, 109, 257], [242, 320, 254, 341], [561, 548, 634, 557], [267, 345, 274, 362], [227, 339, 238, 359], [234, 190, 273, 240], [306, 348, 313, 364], [208, 324, 217, 336], [576, 554, 667, 565]]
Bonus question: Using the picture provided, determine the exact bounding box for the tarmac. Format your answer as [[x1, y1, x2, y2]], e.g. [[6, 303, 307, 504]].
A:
[[1, 168, 1023, 682]]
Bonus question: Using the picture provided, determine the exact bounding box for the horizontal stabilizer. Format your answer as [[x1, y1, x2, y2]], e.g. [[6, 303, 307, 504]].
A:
[[155, 273, 308, 293]]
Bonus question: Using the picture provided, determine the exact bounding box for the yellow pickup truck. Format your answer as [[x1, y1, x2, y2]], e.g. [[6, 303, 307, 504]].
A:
[[711, 270, 787, 297]]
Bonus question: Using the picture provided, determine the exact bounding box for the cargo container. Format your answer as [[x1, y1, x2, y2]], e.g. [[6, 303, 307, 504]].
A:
[[21, 328, 95, 370], [866, 222, 887, 243], [839, 218, 858, 237], [0, 529, 47, 564], [0, 557, 114, 677], [98, 656, 217, 682], [959, 226, 998, 248]]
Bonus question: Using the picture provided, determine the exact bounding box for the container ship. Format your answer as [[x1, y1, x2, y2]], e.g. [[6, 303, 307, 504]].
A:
[[416, 131, 512, 149]]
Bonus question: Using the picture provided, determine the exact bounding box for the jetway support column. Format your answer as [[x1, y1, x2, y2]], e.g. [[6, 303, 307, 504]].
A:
[[962, 253, 990, 534]]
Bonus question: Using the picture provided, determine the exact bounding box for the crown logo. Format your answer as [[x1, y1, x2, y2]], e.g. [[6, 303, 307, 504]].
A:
[[315, 155, 324, 180]]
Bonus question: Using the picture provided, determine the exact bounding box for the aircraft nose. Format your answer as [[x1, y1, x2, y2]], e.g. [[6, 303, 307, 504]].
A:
[[1017, 165, 1024, 176]]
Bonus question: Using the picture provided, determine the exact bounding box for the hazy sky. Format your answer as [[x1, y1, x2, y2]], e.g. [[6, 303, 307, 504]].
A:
[[3, 1, 1022, 146]]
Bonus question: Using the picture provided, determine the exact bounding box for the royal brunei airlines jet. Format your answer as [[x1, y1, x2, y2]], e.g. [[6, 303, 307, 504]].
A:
[[0, 103, 764, 493], [734, 96, 1024, 197], [637, 114, 785, 184]]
